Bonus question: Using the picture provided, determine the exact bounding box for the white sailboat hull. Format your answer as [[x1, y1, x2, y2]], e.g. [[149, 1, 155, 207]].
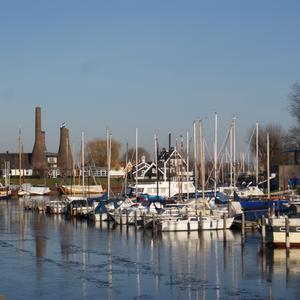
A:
[[266, 217, 300, 246], [60, 185, 103, 195], [158, 216, 234, 232]]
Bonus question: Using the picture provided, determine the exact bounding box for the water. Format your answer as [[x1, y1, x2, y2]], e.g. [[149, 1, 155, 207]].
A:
[[0, 197, 299, 300]]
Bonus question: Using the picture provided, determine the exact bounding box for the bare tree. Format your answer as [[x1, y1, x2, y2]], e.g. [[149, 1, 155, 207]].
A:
[[286, 82, 300, 147], [86, 138, 121, 169], [121, 147, 151, 163], [249, 123, 288, 171]]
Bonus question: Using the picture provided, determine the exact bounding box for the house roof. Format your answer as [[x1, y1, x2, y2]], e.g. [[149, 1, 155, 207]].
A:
[[0, 152, 32, 169]]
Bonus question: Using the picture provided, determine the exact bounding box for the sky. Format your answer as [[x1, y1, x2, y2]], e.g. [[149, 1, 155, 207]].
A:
[[0, 0, 300, 161]]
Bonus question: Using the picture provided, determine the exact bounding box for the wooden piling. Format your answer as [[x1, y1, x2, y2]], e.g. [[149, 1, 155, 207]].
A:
[[142, 212, 146, 230], [227, 199, 232, 217], [241, 212, 245, 239], [114, 211, 117, 225], [152, 213, 156, 233], [126, 210, 129, 227], [261, 216, 266, 245], [198, 212, 202, 232], [134, 211, 138, 229], [285, 217, 290, 250], [187, 220, 191, 232], [223, 213, 227, 231], [119, 209, 123, 227], [223, 213, 227, 242]]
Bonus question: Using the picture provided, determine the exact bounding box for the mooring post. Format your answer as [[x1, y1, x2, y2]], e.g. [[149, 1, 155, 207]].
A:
[[142, 212, 146, 230], [152, 213, 156, 234], [223, 213, 227, 242], [261, 216, 266, 245], [198, 211, 202, 232], [285, 216, 290, 250], [134, 211, 138, 229], [126, 210, 129, 228], [119, 208, 123, 227], [114, 210, 117, 225], [241, 212, 245, 240]]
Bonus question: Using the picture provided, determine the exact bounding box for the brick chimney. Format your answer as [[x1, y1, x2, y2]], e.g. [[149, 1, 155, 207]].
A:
[[57, 126, 73, 177], [31, 107, 48, 176]]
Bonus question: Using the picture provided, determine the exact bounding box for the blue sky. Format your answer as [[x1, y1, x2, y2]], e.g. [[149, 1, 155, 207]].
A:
[[0, 0, 299, 160]]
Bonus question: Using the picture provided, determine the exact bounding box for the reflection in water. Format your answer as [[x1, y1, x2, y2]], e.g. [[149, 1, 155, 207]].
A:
[[107, 230, 113, 300], [18, 200, 25, 252], [135, 228, 141, 299], [264, 247, 300, 275], [34, 214, 47, 258], [0, 198, 299, 299]]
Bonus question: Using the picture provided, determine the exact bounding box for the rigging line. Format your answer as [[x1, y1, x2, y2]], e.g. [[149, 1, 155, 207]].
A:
[[204, 137, 213, 162], [235, 125, 256, 175], [85, 146, 100, 186], [243, 125, 256, 159], [204, 122, 231, 187], [217, 121, 232, 161], [217, 151, 226, 174]]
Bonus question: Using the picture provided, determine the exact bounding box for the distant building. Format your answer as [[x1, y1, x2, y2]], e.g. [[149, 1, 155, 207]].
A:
[[0, 152, 33, 177], [47, 152, 59, 178], [128, 148, 193, 181], [279, 148, 300, 190], [0, 151, 61, 179]]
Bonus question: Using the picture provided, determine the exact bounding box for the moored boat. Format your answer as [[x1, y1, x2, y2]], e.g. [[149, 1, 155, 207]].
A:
[[157, 214, 234, 232], [0, 184, 11, 200], [266, 204, 300, 247], [18, 183, 51, 196], [60, 184, 103, 195]]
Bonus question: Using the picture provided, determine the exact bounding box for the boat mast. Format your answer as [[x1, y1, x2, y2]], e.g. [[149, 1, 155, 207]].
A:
[[214, 113, 218, 198], [135, 128, 138, 197], [81, 132, 85, 196], [193, 121, 198, 201], [124, 142, 128, 196], [18, 125, 22, 187], [154, 133, 159, 199], [233, 116, 236, 188], [168, 132, 171, 199], [230, 121, 233, 187], [186, 131, 190, 200], [256, 122, 259, 187], [200, 120, 205, 200], [267, 132, 270, 199], [106, 127, 111, 200], [71, 142, 75, 188], [107, 129, 112, 201], [179, 135, 184, 199]]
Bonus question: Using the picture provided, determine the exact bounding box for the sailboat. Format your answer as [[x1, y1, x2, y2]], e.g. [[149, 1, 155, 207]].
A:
[[154, 118, 235, 232]]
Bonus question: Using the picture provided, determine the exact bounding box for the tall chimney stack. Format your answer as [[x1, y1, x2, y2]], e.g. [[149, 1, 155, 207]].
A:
[[57, 126, 73, 177], [31, 107, 48, 175]]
